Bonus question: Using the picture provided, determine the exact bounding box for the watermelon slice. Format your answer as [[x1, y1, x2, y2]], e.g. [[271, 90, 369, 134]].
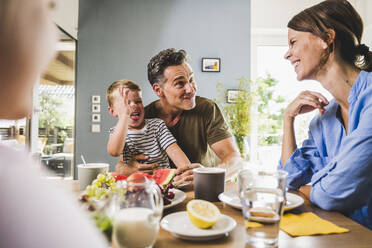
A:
[[152, 169, 176, 187], [111, 172, 127, 182], [127, 172, 152, 183]]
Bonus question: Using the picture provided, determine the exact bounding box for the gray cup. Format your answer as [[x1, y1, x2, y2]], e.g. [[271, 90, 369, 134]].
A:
[[193, 167, 225, 202], [77, 163, 109, 190]]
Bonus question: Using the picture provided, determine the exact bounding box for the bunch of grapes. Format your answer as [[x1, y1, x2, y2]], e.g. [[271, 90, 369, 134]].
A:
[[85, 171, 118, 200], [158, 183, 175, 205], [91, 211, 113, 242]]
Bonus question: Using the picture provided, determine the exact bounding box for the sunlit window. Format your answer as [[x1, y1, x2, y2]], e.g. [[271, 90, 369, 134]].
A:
[[252, 45, 333, 169]]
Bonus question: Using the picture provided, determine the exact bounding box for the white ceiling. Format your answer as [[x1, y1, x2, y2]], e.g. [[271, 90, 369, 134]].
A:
[[51, 0, 79, 39]]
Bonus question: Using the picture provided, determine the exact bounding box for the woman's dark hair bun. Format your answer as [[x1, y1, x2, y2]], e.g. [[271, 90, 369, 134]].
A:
[[356, 44, 370, 56]]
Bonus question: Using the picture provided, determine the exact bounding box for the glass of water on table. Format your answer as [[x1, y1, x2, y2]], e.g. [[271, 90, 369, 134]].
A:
[[238, 169, 288, 248]]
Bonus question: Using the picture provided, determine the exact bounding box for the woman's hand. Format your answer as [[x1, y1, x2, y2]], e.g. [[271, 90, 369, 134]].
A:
[[284, 91, 329, 120], [281, 91, 329, 167]]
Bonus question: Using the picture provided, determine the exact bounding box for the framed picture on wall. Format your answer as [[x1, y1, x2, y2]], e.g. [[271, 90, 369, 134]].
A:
[[202, 58, 221, 72], [226, 89, 244, 103]]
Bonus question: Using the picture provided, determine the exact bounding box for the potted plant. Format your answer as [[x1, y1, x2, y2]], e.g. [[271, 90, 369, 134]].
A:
[[215, 75, 285, 160], [215, 77, 252, 160]]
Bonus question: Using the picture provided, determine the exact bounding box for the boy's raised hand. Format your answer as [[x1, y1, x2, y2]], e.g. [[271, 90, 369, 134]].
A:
[[115, 87, 131, 119]]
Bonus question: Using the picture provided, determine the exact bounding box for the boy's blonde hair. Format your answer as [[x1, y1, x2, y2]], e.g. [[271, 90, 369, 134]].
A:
[[106, 79, 141, 107]]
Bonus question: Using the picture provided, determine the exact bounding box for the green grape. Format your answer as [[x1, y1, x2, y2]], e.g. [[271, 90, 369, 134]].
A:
[[97, 173, 105, 181], [84, 171, 119, 200], [92, 212, 113, 242], [92, 180, 101, 188], [97, 187, 105, 195], [85, 185, 94, 197]]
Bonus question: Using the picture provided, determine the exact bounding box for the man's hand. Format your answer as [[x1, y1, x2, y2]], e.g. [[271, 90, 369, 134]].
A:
[[115, 154, 158, 176], [174, 163, 201, 184], [217, 156, 244, 182], [210, 137, 242, 181]]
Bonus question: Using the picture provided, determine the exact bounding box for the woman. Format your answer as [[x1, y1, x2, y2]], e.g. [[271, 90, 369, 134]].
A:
[[281, 0, 372, 229], [0, 0, 107, 247]]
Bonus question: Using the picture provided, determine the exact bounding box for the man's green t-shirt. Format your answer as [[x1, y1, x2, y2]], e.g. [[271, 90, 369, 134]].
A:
[[145, 96, 232, 167]]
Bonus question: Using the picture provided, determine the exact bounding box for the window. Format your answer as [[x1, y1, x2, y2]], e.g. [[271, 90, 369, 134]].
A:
[[251, 36, 332, 169]]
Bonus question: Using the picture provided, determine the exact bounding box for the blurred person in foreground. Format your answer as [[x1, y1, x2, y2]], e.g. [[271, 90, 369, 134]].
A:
[[0, 0, 108, 247], [281, 0, 372, 229]]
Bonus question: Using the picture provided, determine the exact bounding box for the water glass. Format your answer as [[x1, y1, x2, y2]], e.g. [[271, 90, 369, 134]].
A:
[[112, 178, 163, 248], [238, 169, 287, 247]]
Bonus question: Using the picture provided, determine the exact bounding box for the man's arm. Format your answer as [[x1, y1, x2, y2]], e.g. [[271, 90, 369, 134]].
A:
[[115, 155, 158, 176], [166, 143, 191, 169], [210, 137, 242, 180]]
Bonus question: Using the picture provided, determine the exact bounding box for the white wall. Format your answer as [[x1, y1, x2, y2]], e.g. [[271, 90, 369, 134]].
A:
[[251, 0, 322, 31], [363, 1, 372, 47], [251, 0, 368, 32], [251, 0, 372, 51], [51, 0, 79, 39]]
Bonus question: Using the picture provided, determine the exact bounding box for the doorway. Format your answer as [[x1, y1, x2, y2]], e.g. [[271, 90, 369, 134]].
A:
[[29, 28, 77, 179]]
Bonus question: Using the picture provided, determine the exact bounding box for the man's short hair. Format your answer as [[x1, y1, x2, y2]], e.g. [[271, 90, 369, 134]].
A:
[[106, 79, 141, 107], [147, 48, 189, 86]]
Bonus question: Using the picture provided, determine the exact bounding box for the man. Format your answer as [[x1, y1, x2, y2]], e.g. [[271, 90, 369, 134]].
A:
[[115, 48, 241, 182]]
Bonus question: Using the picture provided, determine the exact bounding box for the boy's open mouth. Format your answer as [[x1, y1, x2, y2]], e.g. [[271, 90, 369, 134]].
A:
[[130, 112, 141, 121]]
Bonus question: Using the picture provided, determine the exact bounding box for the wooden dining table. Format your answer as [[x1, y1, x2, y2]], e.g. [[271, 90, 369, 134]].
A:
[[65, 180, 372, 248], [155, 183, 372, 248]]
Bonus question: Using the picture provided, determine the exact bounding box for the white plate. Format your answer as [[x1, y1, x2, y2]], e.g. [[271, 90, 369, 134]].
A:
[[285, 193, 305, 211], [160, 211, 237, 241], [218, 191, 304, 211], [164, 189, 186, 210], [174, 181, 192, 189]]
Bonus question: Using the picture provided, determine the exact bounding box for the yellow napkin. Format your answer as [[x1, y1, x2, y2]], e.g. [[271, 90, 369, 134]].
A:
[[280, 212, 349, 236], [245, 220, 263, 229]]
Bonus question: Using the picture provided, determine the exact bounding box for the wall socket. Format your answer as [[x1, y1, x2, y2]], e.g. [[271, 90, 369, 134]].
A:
[[92, 114, 101, 122], [92, 104, 100, 113], [92, 95, 100, 103], [91, 124, 100, 133]]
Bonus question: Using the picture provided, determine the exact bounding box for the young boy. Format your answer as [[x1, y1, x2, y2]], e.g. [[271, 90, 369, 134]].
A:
[[107, 79, 191, 170]]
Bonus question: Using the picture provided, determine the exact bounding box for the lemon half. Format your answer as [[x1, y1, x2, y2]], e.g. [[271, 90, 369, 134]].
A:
[[186, 199, 220, 229]]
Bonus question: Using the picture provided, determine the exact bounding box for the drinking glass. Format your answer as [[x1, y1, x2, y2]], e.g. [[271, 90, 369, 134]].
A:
[[112, 178, 163, 248], [238, 169, 287, 247]]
